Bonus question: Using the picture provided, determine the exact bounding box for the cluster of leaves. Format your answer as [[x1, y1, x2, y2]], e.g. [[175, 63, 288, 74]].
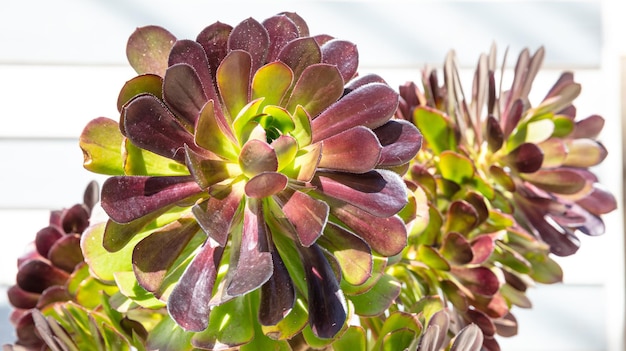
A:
[[4, 13, 616, 351]]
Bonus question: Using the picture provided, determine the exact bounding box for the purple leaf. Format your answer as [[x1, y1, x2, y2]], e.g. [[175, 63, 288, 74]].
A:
[[279, 12, 309, 36], [312, 170, 407, 218], [133, 218, 200, 293], [7, 285, 39, 309], [311, 83, 398, 143], [506, 142, 544, 173], [228, 17, 270, 73], [444, 200, 479, 235], [192, 185, 244, 247], [101, 175, 202, 223], [16, 260, 69, 294], [163, 63, 208, 127], [577, 185, 617, 215], [318, 126, 382, 173], [168, 243, 224, 332], [486, 115, 504, 152], [277, 37, 322, 82], [502, 99, 524, 138], [451, 266, 500, 297], [329, 202, 407, 256], [35, 226, 63, 258], [298, 244, 347, 339], [470, 235, 495, 264], [373, 119, 422, 167], [280, 190, 329, 247], [521, 168, 587, 195], [217, 50, 252, 120], [441, 232, 473, 265], [126, 25, 176, 76], [36, 285, 71, 308], [244, 172, 288, 198], [321, 39, 358, 83], [286, 63, 344, 118], [226, 199, 273, 297], [262, 15, 300, 62], [123, 94, 196, 164], [239, 139, 278, 177], [572, 114, 604, 139], [47, 234, 83, 273], [259, 238, 296, 326], [196, 22, 232, 82]]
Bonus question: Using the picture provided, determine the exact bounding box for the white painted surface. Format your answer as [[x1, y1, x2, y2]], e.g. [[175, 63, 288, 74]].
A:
[[0, 1, 622, 350]]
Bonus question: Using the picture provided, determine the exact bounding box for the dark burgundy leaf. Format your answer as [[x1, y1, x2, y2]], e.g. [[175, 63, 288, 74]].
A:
[[373, 119, 422, 167], [470, 235, 495, 264], [466, 309, 496, 337], [16, 260, 69, 294], [7, 285, 39, 309], [123, 94, 196, 163], [259, 237, 295, 326], [133, 218, 200, 292], [228, 17, 270, 73], [47, 234, 83, 272], [321, 39, 358, 83], [502, 99, 524, 138], [101, 175, 202, 224], [441, 232, 474, 265], [277, 37, 322, 82], [521, 168, 587, 195], [196, 22, 232, 81], [192, 185, 243, 247], [506, 142, 544, 173], [311, 83, 398, 143], [486, 115, 504, 152], [318, 126, 382, 173], [36, 285, 71, 308], [262, 15, 299, 62], [281, 190, 329, 247], [238, 139, 278, 177], [244, 172, 288, 198], [35, 226, 63, 258], [168, 40, 215, 99], [577, 185, 617, 215], [168, 243, 224, 332], [298, 244, 347, 338], [312, 170, 407, 218], [572, 114, 604, 139], [451, 266, 500, 296], [279, 12, 309, 36], [61, 204, 90, 234], [286, 63, 344, 118], [163, 63, 208, 127], [444, 200, 479, 235]]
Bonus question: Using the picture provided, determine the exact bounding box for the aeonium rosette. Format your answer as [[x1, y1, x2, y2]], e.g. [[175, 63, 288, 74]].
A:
[[79, 12, 421, 346]]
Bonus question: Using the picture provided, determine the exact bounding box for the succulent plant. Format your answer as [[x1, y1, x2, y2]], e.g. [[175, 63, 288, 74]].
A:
[[79, 12, 421, 349], [5, 182, 153, 351], [393, 45, 617, 350]]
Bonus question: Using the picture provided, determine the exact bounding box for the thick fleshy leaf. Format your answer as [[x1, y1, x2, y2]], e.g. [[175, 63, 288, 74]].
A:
[[450, 324, 483, 351], [195, 100, 239, 161], [196, 22, 232, 80], [451, 266, 500, 296], [259, 239, 295, 326], [262, 15, 300, 62], [280, 190, 329, 246], [168, 40, 214, 99], [192, 185, 244, 246], [245, 172, 288, 198], [228, 17, 270, 72], [321, 39, 358, 83], [163, 63, 208, 127], [439, 151, 474, 184], [349, 273, 401, 316], [441, 232, 474, 265], [577, 185, 617, 215], [417, 245, 450, 271], [317, 222, 372, 286], [272, 135, 298, 171], [168, 243, 225, 331], [332, 326, 367, 351], [79, 117, 125, 175], [298, 244, 347, 339], [123, 94, 196, 164], [494, 312, 519, 338], [470, 235, 495, 264], [283, 143, 321, 182], [35, 226, 63, 258], [124, 138, 190, 176], [572, 114, 604, 139], [252, 61, 294, 107], [528, 254, 563, 283], [312, 170, 407, 218], [185, 145, 235, 190], [486, 115, 504, 152], [373, 119, 422, 167], [489, 165, 515, 192], [413, 106, 455, 154], [330, 202, 407, 256], [101, 175, 201, 223], [444, 200, 479, 235], [286, 63, 344, 117], [506, 142, 544, 173], [261, 296, 308, 340], [521, 168, 587, 195], [126, 25, 176, 76], [117, 74, 163, 112], [226, 199, 273, 296], [318, 126, 382, 173], [16, 260, 69, 294], [133, 218, 200, 292], [192, 295, 254, 349], [563, 139, 607, 167], [276, 37, 322, 82], [239, 139, 278, 177], [47, 234, 83, 272], [537, 138, 567, 168], [7, 285, 39, 309], [311, 83, 398, 143], [217, 50, 252, 120]]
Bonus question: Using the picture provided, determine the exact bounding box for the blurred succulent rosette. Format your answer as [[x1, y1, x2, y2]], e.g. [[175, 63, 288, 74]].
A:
[[392, 46, 617, 350], [78, 12, 421, 350]]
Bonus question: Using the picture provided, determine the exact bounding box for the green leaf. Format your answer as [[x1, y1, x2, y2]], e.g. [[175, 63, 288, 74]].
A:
[[372, 311, 422, 351], [348, 273, 401, 316], [381, 329, 417, 351], [126, 25, 176, 76], [261, 297, 308, 340], [79, 117, 125, 175], [252, 61, 294, 108], [113, 271, 165, 309], [439, 151, 474, 184], [192, 295, 255, 349], [332, 326, 367, 351], [416, 245, 450, 271], [146, 317, 195, 351], [413, 106, 455, 154]]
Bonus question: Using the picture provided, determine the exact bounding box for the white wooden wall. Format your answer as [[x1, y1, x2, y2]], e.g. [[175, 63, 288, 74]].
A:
[[1, 1, 623, 350]]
